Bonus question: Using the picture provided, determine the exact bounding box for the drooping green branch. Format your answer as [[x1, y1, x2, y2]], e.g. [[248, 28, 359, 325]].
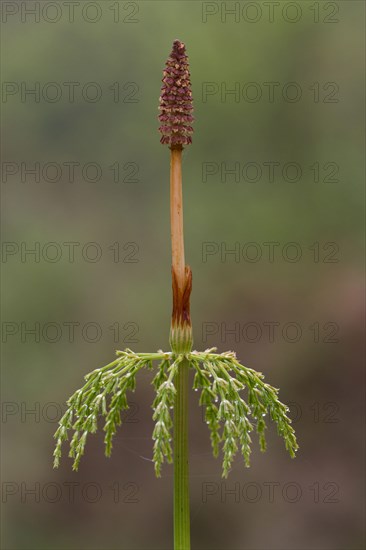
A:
[[54, 349, 298, 478], [152, 354, 183, 476], [53, 350, 171, 471], [190, 349, 298, 477]]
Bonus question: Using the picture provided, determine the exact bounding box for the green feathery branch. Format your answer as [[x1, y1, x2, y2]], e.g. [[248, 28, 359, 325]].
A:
[[54, 349, 297, 479]]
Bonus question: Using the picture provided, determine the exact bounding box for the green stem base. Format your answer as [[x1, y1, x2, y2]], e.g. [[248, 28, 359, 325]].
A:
[[173, 357, 190, 550]]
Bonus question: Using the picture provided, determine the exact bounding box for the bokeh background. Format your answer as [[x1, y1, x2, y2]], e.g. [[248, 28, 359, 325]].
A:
[[1, 1, 365, 549]]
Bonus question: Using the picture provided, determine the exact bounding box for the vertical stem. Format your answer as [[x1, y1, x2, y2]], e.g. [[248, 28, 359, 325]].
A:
[[170, 147, 191, 549], [170, 148, 185, 295], [173, 357, 190, 550]]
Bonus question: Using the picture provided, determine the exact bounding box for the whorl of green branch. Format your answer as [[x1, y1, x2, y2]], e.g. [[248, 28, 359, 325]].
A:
[[54, 348, 298, 477], [53, 350, 168, 471], [190, 349, 298, 477]]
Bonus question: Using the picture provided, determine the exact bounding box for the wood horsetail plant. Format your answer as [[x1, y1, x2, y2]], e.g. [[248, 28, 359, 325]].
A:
[[53, 40, 298, 550]]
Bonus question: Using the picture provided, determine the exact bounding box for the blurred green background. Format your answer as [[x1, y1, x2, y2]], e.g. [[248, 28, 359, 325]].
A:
[[1, 1, 364, 549]]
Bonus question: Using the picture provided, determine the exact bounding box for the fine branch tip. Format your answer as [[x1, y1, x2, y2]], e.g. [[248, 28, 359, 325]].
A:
[[158, 39, 194, 148]]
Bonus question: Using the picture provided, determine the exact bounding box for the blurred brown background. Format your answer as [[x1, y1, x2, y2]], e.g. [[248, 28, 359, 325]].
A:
[[1, 1, 365, 549]]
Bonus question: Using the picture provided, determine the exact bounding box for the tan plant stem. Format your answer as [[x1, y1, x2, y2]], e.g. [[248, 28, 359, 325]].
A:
[[170, 147, 186, 296]]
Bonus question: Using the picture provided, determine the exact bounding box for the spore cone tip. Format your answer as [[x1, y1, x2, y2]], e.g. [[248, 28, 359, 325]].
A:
[[158, 40, 194, 148]]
